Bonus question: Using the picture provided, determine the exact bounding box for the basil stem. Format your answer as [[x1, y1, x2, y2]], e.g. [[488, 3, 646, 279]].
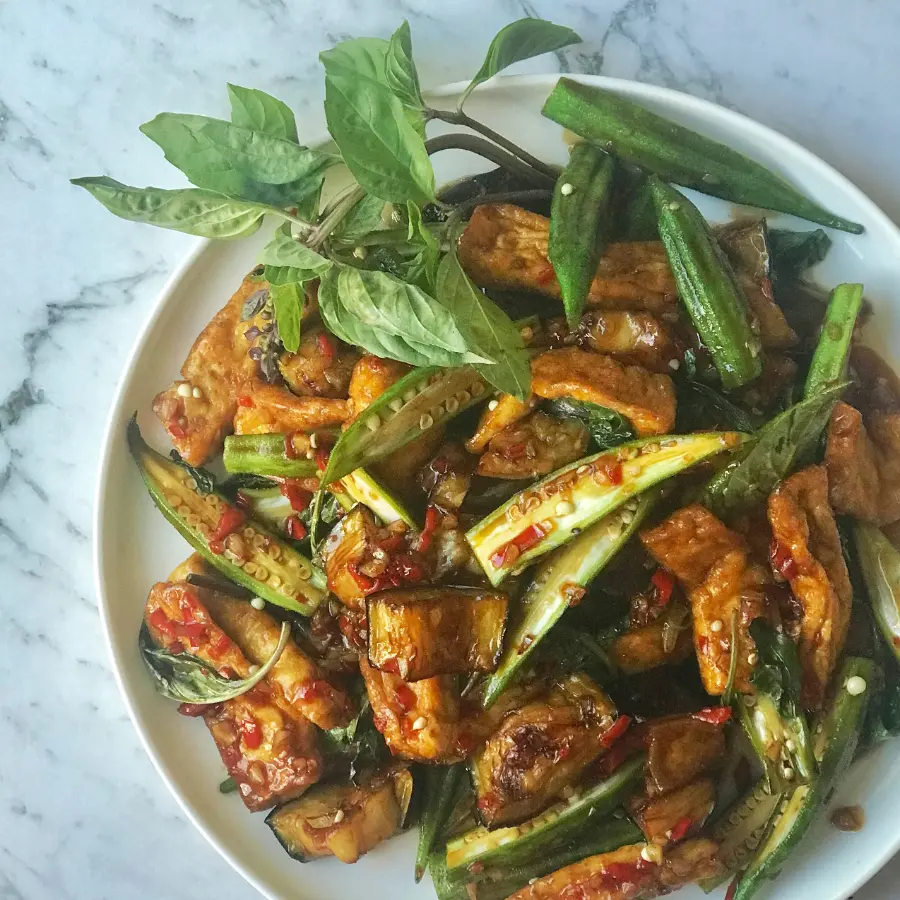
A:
[[425, 133, 554, 188]]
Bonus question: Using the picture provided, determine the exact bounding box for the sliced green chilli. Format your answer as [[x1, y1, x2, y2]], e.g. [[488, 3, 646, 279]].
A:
[[541, 78, 864, 234], [650, 177, 763, 390], [854, 523, 900, 664], [445, 754, 645, 876], [223, 433, 320, 478], [127, 418, 325, 614], [467, 431, 743, 586], [804, 283, 864, 399], [548, 143, 616, 328], [482, 491, 656, 707], [322, 366, 490, 484]]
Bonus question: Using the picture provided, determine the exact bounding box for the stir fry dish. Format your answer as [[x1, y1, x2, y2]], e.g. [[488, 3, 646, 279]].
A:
[[78, 16, 900, 900]]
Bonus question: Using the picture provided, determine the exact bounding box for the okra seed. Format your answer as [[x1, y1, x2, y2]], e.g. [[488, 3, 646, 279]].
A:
[[176, 382, 193, 398], [333, 808, 346, 824], [508, 505, 522, 520], [555, 500, 574, 516], [267, 544, 281, 560], [244, 562, 258, 576], [248, 665, 260, 675], [198, 525, 213, 539], [250, 597, 266, 610], [445, 397, 459, 414], [458, 391, 471, 404], [269, 575, 282, 589], [252, 535, 266, 549], [186, 478, 198, 492], [560, 182, 574, 196], [297, 567, 311, 581], [782, 767, 795, 780], [620, 509, 634, 524], [488, 399, 499, 411], [404, 389, 418, 403], [305, 449, 315, 460], [419, 414, 434, 431], [166, 493, 181, 507], [785, 739, 797, 752], [471, 381, 485, 396], [255, 567, 269, 581], [412, 716, 427, 731], [667, 201, 680, 211], [309, 433, 318, 449], [748, 652, 759, 665], [389, 398, 404, 412], [205, 495, 219, 507], [192, 387, 204, 399], [178, 505, 191, 518], [366, 416, 381, 432], [710, 620, 723, 633], [846, 676, 867, 696], [668, 359, 680, 371]]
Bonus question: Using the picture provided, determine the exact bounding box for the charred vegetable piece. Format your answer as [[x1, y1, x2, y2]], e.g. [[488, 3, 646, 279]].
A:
[[367, 587, 509, 681], [543, 396, 636, 451], [548, 143, 617, 327], [471, 673, 617, 828], [467, 393, 538, 453], [732, 657, 875, 900], [467, 431, 743, 586], [128, 418, 325, 614], [416, 764, 464, 882], [650, 177, 763, 390], [578, 310, 679, 373], [223, 433, 320, 478], [854, 523, 900, 664], [323, 366, 490, 483], [419, 443, 476, 510], [541, 78, 864, 233], [644, 714, 727, 797], [608, 618, 694, 675], [627, 777, 716, 846], [321, 505, 381, 610], [446, 753, 644, 873], [431, 818, 643, 900], [483, 492, 656, 707], [266, 767, 413, 863], [803, 282, 863, 399]]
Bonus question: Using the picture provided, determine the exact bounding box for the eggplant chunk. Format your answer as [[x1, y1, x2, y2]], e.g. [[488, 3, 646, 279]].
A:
[[278, 326, 358, 399], [477, 411, 589, 480], [266, 767, 412, 863], [531, 348, 676, 436], [644, 715, 726, 797], [767, 465, 852, 709], [641, 505, 772, 695], [608, 620, 693, 675], [472, 674, 618, 828], [504, 839, 724, 900], [367, 587, 509, 681], [826, 347, 900, 524], [627, 778, 716, 845], [203, 686, 323, 812], [467, 393, 538, 454], [578, 310, 680, 373], [458, 204, 678, 313], [233, 381, 350, 435], [419, 443, 477, 510], [153, 275, 272, 464], [321, 506, 383, 610]]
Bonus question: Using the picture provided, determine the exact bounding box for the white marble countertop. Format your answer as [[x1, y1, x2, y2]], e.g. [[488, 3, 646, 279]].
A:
[[3, 0, 900, 897]]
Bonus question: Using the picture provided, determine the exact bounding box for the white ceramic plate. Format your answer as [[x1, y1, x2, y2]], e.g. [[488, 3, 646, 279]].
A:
[[95, 74, 900, 900]]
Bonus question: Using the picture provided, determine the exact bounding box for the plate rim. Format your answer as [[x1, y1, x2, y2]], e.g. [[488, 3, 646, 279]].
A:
[[93, 72, 900, 900]]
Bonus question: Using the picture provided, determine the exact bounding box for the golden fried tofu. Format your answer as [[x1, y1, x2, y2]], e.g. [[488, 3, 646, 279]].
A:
[[466, 393, 538, 453], [348, 354, 412, 421], [477, 410, 589, 479], [153, 276, 271, 464], [608, 620, 693, 675], [531, 348, 676, 437], [768, 466, 852, 709], [458, 204, 678, 312], [627, 778, 716, 845], [202, 686, 322, 811], [278, 326, 358, 398], [644, 715, 727, 797], [641, 506, 771, 695], [578, 310, 680, 373], [233, 381, 350, 435]]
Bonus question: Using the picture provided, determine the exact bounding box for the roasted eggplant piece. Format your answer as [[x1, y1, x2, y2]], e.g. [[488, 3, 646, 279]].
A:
[[277, 325, 358, 399], [644, 714, 727, 797], [367, 587, 509, 681], [627, 778, 716, 845], [466, 393, 538, 454], [266, 766, 412, 863], [321, 505, 383, 609], [577, 310, 680, 373], [471, 673, 618, 828], [608, 619, 693, 675], [419, 443, 477, 510]]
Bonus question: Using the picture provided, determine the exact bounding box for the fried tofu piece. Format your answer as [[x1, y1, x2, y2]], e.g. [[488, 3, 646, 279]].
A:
[[153, 276, 270, 464], [826, 348, 900, 525], [348, 354, 412, 421], [531, 348, 676, 436], [641, 506, 771, 695], [578, 310, 680, 373], [627, 778, 716, 845], [477, 411, 589, 479], [644, 716, 727, 797], [278, 326, 358, 398], [459, 204, 678, 313], [608, 620, 693, 675], [768, 466, 852, 709], [233, 382, 350, 435], [203, 687, 322, 811], [466, 393, 538, 453]]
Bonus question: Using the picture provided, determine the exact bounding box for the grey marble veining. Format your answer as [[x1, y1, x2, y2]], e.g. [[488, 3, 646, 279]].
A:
[[1, 1, 899, 897]]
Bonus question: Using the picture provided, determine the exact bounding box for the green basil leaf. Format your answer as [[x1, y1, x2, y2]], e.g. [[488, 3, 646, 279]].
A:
[[168, 451, 216, 495], [435, 250, 531, 399], [332, 192, 387, 242], [700, 382, 847, 517], [219, 776, 238, 794], [263, 265, 316, 286], [227, 83, 298, 142], [543, 398, 635, 451], [749, 619, 804, 718], [459, 18, 582, 108], [385, 20, 424, 109], [270, 281, 305, 353], [318, 263, 492, 369], [258, 225, 331, 274], [769, 227, 832, 280], [140, 113, 336, 207], [138, 620, 290, 703], [404, 201, 441, 292], [71, 177, 269, 238], [321, 38, 434, 205]]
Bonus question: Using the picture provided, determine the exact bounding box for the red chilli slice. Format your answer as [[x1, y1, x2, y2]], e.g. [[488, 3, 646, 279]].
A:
[[651, 568, 674, 605], [600, 714, 632, 749], [693, 706, 732, 726]]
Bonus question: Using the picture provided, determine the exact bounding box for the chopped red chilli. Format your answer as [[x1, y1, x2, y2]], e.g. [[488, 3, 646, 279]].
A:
[[651, 568, 674, 605], [490, 522, 549, 569], [600, 714, 632, 748], [693, 706, 732, 726], [770, 539, 799, 580], [286, 516, 308, 541], [668, 816, 693, 843], [281, 479, 313, 512], [213, 506, 247, 542]]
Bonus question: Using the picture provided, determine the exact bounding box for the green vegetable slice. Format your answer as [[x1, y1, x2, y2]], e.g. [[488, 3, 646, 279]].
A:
[[223, 433, 319, 478], [128, 418, 325, 614], [854, 523, 900, 664], [541, 78, 865, 234], [650, 176, 762, 390], [803, 282, 864, 399], [416, 764, 464, 882], [482, 491, 656, 707], [467, 431, 744, 586]]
